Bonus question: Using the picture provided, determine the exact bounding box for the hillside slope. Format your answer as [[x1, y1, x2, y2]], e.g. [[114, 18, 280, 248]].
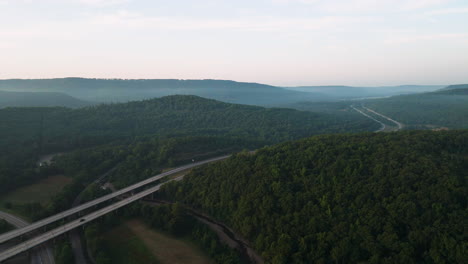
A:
[[0, 95, 377, 153], [0, 90, 90, 108], [0, 95, 376, 204], [363, 88, 468, 129], [158, 130, 468, 263], [437, 84, 468, 91]]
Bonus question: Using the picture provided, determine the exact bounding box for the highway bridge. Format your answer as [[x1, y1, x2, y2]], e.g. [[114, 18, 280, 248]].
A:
[[0, 211, 54, 264], [0, 155, 230, 262]]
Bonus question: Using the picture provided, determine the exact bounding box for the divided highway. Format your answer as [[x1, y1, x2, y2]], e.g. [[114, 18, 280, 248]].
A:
[[0, 211, 54, 264], [361, 106, 404, 130], [350, 105, 386, 132], [0, 178, 180, 262], [0, 155, 230, 253], [351, 104, 403, 132]]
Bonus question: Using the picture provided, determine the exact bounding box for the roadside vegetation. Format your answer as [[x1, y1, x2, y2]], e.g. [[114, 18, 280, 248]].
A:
[[0, 175, 71, 220], [0, 219, 14, 234], [81, 203, 244, 264]]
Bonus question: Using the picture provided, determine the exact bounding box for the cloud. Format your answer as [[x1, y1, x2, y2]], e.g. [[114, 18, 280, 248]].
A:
[[273, 0, 453, 13], [88, 10, 375, 32], [424, 7, 468, 15], [385, 33, 468, 44], [75, 0, 130, 6]]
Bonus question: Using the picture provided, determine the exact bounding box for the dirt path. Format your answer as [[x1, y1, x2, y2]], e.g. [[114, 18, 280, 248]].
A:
[[125, 219, 213, 264]]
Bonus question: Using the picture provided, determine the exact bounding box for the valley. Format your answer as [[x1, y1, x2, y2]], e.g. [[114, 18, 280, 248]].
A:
[[0, 83, 466, 264]]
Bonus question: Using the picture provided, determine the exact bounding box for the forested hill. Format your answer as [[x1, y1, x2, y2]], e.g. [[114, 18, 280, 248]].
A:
[[432, 87, 468, 95], [363, 87, 468, 129], [0, 95, 376, 152], [438, 84, 468, 91], [0, 95, 376, 203], [0, 90, 90, 108], [158, 130, 468, 264], [0, 78, 330, 106]]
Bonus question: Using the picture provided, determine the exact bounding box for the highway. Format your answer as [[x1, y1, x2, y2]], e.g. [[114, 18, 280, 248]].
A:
[[361, 106, 404, 130], [0, 155, 230, 245], [0, 175, 186, 263], [351, 104, 403, 132], [350, 105, 386, 132], [69, 166, 118, 264], [0, 211, 54, 264]]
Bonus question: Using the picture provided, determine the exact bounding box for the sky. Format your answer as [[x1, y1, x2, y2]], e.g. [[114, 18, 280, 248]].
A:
[[0, 0, 467, 86]]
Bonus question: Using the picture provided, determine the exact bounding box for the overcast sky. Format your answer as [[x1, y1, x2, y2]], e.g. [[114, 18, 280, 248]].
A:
[[1, 0, 467, 86]]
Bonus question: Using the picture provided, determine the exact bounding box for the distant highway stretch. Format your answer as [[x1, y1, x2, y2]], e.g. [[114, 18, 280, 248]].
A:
[[350, 105, 386, 132], [0, 155, 230, 246], [361, 106, 404, 130], [0, 211, 54, 264], [351, 104, 403, 132]]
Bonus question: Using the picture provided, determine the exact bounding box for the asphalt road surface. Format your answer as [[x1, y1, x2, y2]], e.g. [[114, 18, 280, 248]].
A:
[[0, 155, 230, 246], [351, 104, 403, 132], [361, 106, 404, 130], [0, 177, 181, 262], [0, 155, 230, 262], [0, 211, 54, 264]]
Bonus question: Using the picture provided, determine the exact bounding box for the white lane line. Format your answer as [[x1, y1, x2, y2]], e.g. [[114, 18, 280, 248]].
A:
[[350, 105, 386, 132], [362, 106, 403, 130], [0, 155, 230, 245], [0, 171, 200, 261]]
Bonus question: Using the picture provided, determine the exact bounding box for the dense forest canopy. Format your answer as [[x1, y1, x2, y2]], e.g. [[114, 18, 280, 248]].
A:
[[0, 95, 377, 197], [0, 95, 376, 153], [158, 130, 468, 264]]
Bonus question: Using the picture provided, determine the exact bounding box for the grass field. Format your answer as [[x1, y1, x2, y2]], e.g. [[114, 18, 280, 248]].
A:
[[103, 219, 213, 264], [127, 219, 213, 264], [0, 175, 72, 207], [102, 223, 159, 264]]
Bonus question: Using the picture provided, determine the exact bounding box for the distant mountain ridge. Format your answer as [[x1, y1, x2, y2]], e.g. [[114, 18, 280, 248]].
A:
[[437, 84, 468, 91], [0, 78, 455, 108], [284, 84, 445, 98], [0, 90, 90, 108], [0, 78, 331, 106]]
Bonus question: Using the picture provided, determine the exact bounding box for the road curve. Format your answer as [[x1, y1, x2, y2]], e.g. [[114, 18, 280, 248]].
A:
[[0, 155, 230, 245], [350, 105, 386, 132], [361, 106, 404, 130], [0, 211, 55, 264]]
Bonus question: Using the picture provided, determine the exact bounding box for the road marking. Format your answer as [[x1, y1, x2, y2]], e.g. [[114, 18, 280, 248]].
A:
[[350, 105, 386, 132], [0, 156, 229, 262]]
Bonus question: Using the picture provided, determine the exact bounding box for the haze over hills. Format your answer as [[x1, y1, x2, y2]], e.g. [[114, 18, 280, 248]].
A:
[[0, 78, 449, 108], [0, 90, 90, 108], [362, 85, 468, 129], [0, 78, 331, 106], [0, 95, 377, 153], [437, 84, 468, 91], [284, 85, 445, 98]]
